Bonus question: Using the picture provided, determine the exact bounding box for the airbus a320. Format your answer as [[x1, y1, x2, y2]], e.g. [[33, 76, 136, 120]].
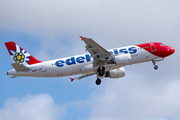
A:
[[5, 36, 175, 85]]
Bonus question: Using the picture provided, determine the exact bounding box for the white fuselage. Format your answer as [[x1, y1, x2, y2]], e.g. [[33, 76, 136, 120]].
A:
[[8, 45, 160, 77]]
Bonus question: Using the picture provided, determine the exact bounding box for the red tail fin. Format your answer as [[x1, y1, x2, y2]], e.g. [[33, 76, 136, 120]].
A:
[[5, 41, 42, 66]]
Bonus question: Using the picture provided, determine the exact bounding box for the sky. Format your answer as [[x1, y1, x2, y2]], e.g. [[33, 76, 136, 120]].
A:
[[0, 0, 180, 120]]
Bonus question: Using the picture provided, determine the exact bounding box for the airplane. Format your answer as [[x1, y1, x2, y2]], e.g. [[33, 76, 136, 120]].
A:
[[5, 36, 175, 85]]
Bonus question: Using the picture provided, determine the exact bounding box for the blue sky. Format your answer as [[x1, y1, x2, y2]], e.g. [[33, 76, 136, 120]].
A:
[[0, 31, 95, 120], [0, 0, 180, 120]]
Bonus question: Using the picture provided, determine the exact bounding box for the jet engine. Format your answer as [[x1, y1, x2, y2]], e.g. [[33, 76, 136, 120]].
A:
[[106, 67, 125, 78], [108, 54, 131, 66]]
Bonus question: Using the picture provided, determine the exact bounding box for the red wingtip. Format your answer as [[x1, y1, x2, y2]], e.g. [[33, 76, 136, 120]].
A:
[[79, 36, 85, 41], [70, 78, 74, 82]]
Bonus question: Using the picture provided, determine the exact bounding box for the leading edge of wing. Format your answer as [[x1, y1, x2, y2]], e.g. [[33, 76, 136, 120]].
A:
[[80, 36, 112, 59]]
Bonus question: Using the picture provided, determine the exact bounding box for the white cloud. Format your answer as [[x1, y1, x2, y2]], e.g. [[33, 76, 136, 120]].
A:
[[0, 94, 66, 120], [1, 0, 179, 59], [80, 73, 180, 120], [1, 0, 179, 38]]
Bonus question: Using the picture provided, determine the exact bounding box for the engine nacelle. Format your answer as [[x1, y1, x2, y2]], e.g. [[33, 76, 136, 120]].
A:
[[108, 54, 131, 66], [106, 67, 125, 78]]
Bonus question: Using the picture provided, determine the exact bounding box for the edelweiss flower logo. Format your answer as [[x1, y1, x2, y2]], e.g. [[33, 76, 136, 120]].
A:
[[9, 44, 31, 66], [13, 52, 25, 63]]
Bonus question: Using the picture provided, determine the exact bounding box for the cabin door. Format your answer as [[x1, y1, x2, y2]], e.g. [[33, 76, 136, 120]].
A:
[[149, 43, 156, 51]]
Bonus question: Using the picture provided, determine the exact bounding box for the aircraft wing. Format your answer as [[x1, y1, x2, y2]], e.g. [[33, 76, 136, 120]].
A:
[[80, 36, 112, 67], [70, 73, 95, 82]]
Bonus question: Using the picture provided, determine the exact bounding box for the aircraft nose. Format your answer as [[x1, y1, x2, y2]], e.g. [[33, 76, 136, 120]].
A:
[[166, 46, 175, 56], [168, 47, 175, 54], [161, 46, 175, 57]]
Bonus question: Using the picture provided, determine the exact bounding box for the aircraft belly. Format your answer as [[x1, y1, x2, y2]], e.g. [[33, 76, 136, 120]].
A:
[[131, 49, 158, 65], [49, 64, 83, 77]]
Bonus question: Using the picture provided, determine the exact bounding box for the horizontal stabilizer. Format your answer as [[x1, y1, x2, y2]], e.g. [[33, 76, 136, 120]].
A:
[[11, 63, 31, 72], [11, 75, 18, 78]]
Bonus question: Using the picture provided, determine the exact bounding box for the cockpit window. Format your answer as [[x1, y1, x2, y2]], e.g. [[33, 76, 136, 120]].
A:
[[160, 44, 166, 46]]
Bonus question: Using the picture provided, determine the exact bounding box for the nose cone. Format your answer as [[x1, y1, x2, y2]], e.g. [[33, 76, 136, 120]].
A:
[[168, 46, 175, 55], [170, 47, 175, 54], [165, 46, 175, 57]]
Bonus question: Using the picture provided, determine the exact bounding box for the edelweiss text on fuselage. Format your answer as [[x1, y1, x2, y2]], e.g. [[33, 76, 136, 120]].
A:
[[55, 47, 137, 67]]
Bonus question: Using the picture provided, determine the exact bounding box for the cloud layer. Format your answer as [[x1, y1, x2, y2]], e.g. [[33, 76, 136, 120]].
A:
[[1, 0, 180, 59], [0, 94, 66, 120], [85, 73, 180, 120]]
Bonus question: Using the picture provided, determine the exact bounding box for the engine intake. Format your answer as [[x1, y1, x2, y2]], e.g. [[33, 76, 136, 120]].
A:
[[106, 67, 125, 78], [108, 54, 131, 66]]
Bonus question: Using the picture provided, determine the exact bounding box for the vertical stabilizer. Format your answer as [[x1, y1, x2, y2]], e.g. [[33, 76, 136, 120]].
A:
[[5, 41, 42, 66]]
